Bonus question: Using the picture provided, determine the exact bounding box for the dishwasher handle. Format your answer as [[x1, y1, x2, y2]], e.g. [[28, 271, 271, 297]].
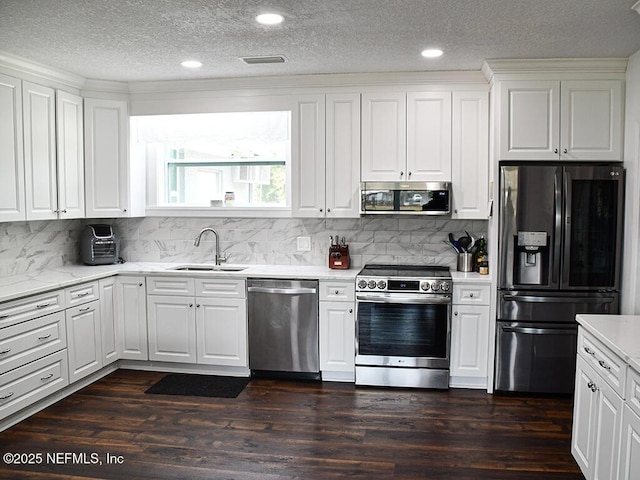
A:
[[248, 286, 317, 295]]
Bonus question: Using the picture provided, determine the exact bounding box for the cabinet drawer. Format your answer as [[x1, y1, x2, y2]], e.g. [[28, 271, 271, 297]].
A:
[[578, 328, 626, 397], [0, 291, 65, 330], [627, 368, 640, 419], [0, 311, 66, 375], [65, 281, 99, 307], [319, 282, 355, 302], [453, 284, 490, 305], [147, 276, 195, 296], [195, 279, 246, 299], [0, 350, 69, 421]]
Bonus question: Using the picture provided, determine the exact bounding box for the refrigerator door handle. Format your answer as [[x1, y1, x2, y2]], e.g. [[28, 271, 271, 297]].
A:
[[552, 167, 563, 287], [502, 326, 577, 335], [502, 294, 616, 304]]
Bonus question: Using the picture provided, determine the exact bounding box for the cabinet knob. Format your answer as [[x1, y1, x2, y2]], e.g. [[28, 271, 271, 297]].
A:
[[327, 208, 331, 212], [196, 304, 201, 308], [563, 148, 568, 154], [454, 311, 458, 316], [61, 209, 67, 214], [189, 303, 193, 308], [320, 208, 323, 212], [123, 208, 128, 213], [349, 309, 353, 314], [408, 171, 412, 177], [139, 283, 143, 287], [469, 293, 474, 298], [400, 171, 404, 177], [554, 148, 559, 154]]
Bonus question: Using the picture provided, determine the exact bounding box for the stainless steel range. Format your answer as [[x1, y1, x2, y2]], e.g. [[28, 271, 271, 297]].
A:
[[355, 264, 452, 389]]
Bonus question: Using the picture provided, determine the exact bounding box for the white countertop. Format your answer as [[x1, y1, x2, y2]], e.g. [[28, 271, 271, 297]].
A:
[[576, 314, 640, 373], [0, 263, 492, 304]]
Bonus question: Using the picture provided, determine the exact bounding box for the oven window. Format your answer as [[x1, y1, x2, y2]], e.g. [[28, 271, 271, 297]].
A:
[[357, 302, 448, 358]]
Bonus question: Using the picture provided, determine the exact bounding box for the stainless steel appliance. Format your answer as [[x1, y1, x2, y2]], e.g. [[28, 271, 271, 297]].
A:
[[80, 224, 120, 265], [360, 181, 450, 215], [355, 264, 452, 389], [496, 163, 624, 394], [247, 278, 320, 379]]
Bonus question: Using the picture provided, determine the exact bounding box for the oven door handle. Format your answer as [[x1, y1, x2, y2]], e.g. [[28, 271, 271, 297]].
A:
[[357, 294, 451, 304], [502, 326, 577, 335], [502, 294, 615, 304]]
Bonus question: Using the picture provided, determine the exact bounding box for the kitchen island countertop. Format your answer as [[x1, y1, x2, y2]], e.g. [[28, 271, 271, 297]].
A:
[[576, 314, 640, 374]]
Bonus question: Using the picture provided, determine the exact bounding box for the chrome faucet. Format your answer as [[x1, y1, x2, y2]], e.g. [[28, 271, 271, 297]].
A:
[[194, 227, 227, 265]]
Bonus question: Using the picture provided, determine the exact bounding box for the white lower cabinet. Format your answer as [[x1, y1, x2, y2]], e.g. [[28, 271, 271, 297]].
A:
[[319, 281, 355, 382], [98, 277, 118, 365], [450, 282, 490, 388], [65, 300, 103, 383], [619, 405, 640, 480], [116, 276, 147, 360], [196, 297, 247, 366], [147, 296, 197, 363], [146, 277, 247, 367]]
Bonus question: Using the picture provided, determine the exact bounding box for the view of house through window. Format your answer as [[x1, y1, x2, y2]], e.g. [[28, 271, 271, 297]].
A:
[[131, 111, 291, 208]]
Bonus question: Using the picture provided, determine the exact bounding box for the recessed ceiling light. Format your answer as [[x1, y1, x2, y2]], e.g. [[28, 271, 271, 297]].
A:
[[181, 60, 203, 68], [421, 49, 443, 58], [256, 13, 284, 25]]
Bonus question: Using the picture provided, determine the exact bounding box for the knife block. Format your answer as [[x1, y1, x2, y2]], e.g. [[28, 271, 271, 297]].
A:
[[329, 245, 350, 269]]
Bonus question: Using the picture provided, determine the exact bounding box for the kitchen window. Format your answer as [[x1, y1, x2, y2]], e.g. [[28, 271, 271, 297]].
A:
[[131, 110, 291, 213]]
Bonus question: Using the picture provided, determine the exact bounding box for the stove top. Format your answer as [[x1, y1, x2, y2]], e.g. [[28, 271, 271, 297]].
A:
[[356, 264, 452, 294]]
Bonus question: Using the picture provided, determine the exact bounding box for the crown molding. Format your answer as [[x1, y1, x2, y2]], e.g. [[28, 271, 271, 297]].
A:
[[82, 78, 130, 98], [0, 51, 85, 90], [482, 58, 628, 82]]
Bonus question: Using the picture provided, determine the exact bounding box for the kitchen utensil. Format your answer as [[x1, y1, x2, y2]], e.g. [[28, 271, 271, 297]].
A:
[[457, 236, 471, 252], [465, 231, 476, 251]]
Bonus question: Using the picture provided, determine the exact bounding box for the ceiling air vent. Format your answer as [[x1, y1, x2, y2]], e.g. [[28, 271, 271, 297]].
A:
[[240, 55, 287, 65]]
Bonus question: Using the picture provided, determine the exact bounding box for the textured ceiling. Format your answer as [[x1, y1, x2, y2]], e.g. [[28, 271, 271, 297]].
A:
[[1, 0, 640, 83]]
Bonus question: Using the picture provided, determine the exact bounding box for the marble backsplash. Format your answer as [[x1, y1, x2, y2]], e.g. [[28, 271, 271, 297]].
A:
[[0, 216, 488, 276]]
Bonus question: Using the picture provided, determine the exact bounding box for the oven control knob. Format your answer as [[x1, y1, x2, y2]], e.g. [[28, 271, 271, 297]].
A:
[[420, 281, 430, 291], [367, 280, 377, 289], [440, 282, 451, 292], [431, 281, 440, 292], [377, 280, 387, 290], [357, 279, 367, 289]]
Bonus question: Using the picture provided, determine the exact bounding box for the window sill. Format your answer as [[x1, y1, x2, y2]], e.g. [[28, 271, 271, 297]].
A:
[[145, 206, 292, 218]]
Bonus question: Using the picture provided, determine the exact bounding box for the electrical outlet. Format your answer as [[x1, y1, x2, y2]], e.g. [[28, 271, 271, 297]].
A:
[[296, 236, 311, 252]]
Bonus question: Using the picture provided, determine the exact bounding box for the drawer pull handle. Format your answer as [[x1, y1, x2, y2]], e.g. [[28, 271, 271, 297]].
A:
[[38, 334, 52, 341], [0, 314, 8, 319], [0, 392, 14, 400], [335, 290, 340, 295], [79, 306, 91, 312], [75, 292, 90, 297], [0, 348, 11, 355], [598, 360, 611, 371], [36, 303, 51, 309], [41, 373, 54, 381], [587, 381, 599, 393], [469, 293, 474, 298], [584, 346, 596, 356]]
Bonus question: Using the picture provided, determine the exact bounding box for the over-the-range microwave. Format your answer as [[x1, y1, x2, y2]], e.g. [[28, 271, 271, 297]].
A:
[[360, 181, 451, 215]]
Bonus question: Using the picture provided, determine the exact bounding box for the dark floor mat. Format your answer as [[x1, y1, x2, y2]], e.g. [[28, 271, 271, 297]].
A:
[[145, 373, 250, 398]]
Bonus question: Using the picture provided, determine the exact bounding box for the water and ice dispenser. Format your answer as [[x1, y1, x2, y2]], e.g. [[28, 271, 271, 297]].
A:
[[514, 231, 549, 285]]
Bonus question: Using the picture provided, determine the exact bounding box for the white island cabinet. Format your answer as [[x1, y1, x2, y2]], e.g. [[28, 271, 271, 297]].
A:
[[572, 315, 640, 480]]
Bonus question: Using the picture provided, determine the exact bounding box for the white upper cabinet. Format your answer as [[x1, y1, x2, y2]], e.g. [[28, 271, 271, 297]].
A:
[[22, 81, 57, 220], [55, 91, 85, 218], [85, 97, 144, 218], [407, 91, 452, 182], [497, 80, 623, 161], [451, 91, 489, 219], [325, 93, 361, 217], [361, 92, 407, 181], [292, 93, 361, 218], [0, 73, 25, 222]]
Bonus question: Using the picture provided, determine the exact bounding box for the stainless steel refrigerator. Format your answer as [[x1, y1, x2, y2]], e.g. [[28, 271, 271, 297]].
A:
[[495, 163, 624, 394]]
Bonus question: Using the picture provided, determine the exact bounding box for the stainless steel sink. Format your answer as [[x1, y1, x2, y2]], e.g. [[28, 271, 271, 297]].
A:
[[168, 265, 247, 272]]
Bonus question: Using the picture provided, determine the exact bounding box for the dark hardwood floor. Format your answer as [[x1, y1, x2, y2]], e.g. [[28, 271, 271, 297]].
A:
[[0, 369, 583, 479]]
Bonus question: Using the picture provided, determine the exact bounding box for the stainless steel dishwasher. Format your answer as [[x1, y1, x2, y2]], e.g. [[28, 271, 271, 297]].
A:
[[247, 278, 320, 379]]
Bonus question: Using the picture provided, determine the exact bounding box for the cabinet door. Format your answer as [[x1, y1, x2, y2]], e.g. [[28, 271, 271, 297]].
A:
[[84, 98, 129, 218], [98, 277, 118, 365], [0, 73, 25, 222], [498, 80, 560, 160], [291, 94, 326, 217], [451, 91, 489, 219], [196, 297, 247, 366], [572, 355, 624, 480], [66, 300, 102, 383], [361, 92, 406, 181], [23, 81, 57, 220], [147, 296, 196, 363], [319, 301, 355, 380], [326, 93, 361, 218], [56, 90, 85, 218], [561, 80, 623, 161], [116, 276, 148, 360], [407, 91, 451, 182], [619, 405, 640, 480], [450, 305, 489, 386]]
